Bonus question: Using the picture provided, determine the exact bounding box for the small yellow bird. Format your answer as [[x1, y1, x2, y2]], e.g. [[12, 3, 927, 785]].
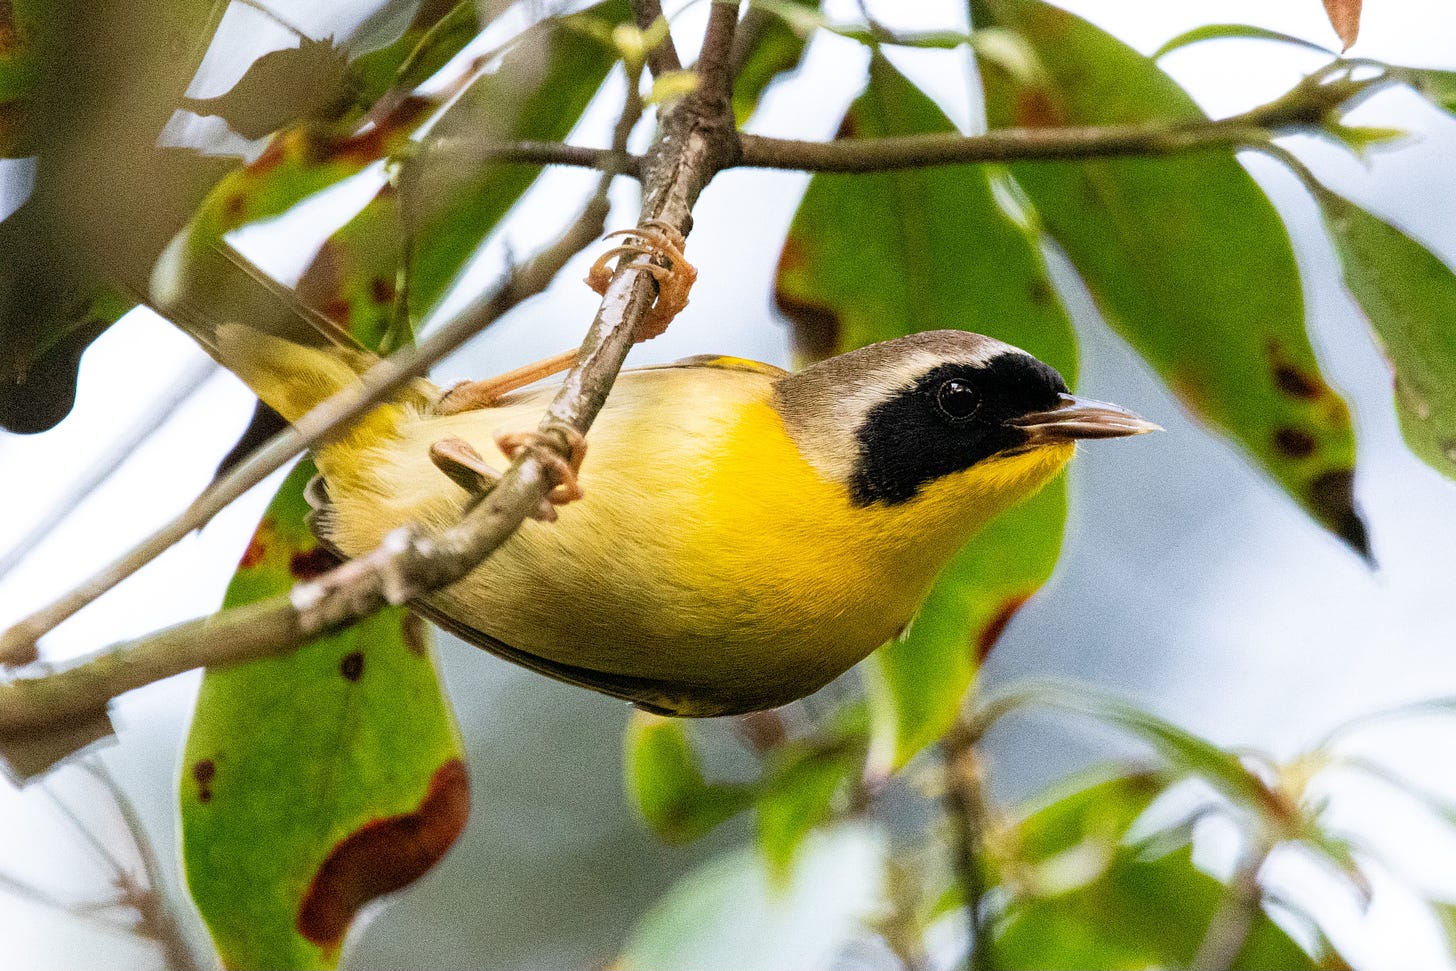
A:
[[155, 223, 1154, 715], [196, 321, 1156, 717]]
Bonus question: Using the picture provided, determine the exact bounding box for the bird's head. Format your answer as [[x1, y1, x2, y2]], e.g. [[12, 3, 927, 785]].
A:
[[772, 330, 1158, 541]]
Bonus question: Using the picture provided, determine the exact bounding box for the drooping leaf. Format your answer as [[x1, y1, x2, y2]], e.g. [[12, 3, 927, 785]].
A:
[[624, 712, 754, 845], [1407, 68, 1456, 115], [0, 0, 232, 432], [618, 825, 887, 971], [776, 54, 1077, 777], [181, 462, 467, 970], [1152, 23, 1336, 60], [988, 683, 1286, 823], [1312, 186, 1456, 480], [971, 0, 1368, 557], [1322, 0, 1362, 51]]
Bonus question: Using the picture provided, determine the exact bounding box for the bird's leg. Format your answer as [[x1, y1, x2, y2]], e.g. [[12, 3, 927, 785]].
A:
[[434, 348, 579, 416], [585, 218, 697, 342]]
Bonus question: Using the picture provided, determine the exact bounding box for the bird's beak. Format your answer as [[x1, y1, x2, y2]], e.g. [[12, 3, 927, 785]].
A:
[[1011, 393, 1162, 445]]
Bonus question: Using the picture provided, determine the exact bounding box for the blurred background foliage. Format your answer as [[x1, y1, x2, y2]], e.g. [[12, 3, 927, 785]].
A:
[[4, 0, 1456, 968]]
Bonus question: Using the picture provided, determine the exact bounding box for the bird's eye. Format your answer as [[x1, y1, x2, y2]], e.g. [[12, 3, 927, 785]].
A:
[[936, 379, 980, 422]]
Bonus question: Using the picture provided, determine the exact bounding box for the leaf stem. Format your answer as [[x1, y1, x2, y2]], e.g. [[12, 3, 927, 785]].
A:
[[942, 716, 995, 971]]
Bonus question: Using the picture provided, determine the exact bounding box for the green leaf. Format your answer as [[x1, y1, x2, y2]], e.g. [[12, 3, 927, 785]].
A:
[[775, 54, 1077, 776], [618, 824, 887, 971], [988, 771, 1326, 969], [296, 0, 627, 344], [624, 712, 754, 844], [985, 683, 1286, 822], [1406, 68, 1456, 115], [0, 0, 233, 432], [732, 0, 816, 124], [180, 462, 467, 970], [347, 0, 481, 110], [995, 844, 1320, 969], [971, 0, 1368, 557], [1152, 23, 1336, 61], [1005, 768, 1169, 874], [1313, 186, 1456, 479], [755, 708, 866, 881]]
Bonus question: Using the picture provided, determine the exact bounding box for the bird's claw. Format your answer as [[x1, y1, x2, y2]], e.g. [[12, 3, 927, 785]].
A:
[[494, 424, 588, 523], [585, 218, 696, 342], [431, 427, 587, 523]]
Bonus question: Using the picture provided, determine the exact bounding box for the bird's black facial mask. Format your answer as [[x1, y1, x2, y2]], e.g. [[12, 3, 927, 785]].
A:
[[849, 353, 1069, 506]]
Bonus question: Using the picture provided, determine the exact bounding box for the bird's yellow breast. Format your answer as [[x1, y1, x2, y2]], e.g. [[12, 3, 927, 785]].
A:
[[318, 365, 1071, 713]]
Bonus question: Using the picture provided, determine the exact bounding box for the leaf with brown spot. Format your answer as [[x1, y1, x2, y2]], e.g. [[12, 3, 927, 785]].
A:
[[972, 0, 1367, 558], [181, 461, 465, 970], [1322, 0, 1361, 51], [774, 55, 1076, 776], [1314, 184, 1456, 482]]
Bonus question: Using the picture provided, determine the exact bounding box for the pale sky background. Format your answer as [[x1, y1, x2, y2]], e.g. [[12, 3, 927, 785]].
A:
[[3, 0, 1456, 968]]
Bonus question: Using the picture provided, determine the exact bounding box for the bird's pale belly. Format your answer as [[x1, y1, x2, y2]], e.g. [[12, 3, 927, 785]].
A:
[[318, 367, 1059, 714]]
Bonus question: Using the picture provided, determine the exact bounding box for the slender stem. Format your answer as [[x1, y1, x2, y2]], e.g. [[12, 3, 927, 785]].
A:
[[631, 0, 682, 76], [0, 358, 218, 589], [429, 138, 644, 177], [695, 1, 741, 112], [1190, 836, 1274, 971], [942, 717, 994, 971]]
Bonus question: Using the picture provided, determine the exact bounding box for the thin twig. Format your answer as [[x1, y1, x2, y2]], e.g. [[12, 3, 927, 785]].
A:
[[630, 0, 682, 75], [942, 717, 994, 971], [0, 870, 138, 934], [0, 12, 745, 772], [1190, 836, 1274, 971], [0, 358, 218, 589], [427, 138, 644, 177], [80, 759, 208, 971]]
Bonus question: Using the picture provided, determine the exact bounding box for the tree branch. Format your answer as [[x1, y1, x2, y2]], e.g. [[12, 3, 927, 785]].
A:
[[424, 65, 1379, 179], [942, 716, 995, 971], [630, 0, 682, 76], [0, 11, 746, 775]]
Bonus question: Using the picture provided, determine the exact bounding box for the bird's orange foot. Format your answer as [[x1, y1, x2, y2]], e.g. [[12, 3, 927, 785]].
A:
[[494, 424, 588, 522], [585, 218, 697, 342]]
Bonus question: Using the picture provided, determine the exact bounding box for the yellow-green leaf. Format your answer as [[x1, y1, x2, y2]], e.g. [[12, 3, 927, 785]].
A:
[[1315, 186, 1456, 480], [625, 712, 753, 845]]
